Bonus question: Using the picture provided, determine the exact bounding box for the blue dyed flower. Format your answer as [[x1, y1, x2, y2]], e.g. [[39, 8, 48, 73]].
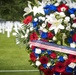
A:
[[58, 56, 64, 62], [70, 31, 75, 35], [47, 50, 52, 55], [41, 32, 47, 39], [43, 64, 47, 68], [68, 37, 73, 43], [44, 9, 50, 14], [68, 8, 76, 14], [66, 66, 73, 73], [32, 21, 38, 27], [54, 72, 60, 75], [35, 54, 39, 58]]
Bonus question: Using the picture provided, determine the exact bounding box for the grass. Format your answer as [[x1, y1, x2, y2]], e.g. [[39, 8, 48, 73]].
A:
[[0, 33, 39, 75]]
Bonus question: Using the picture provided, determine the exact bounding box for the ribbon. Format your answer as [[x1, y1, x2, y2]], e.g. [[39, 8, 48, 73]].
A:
[[29, 40, 76, 55]]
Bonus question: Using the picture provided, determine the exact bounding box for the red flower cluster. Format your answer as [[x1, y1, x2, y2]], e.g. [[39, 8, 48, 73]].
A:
[[44, 69, 53, 75], [50, 52, 57, 59], [23, 16, 32, 24], [47, 32, 54, 39], [30, 52, 36, 62], [68, 54, 76, 62], [55, 62, 66, 73], [57, 4, 68, 12], [72, 34, 76, 42], [30, 32, 38, 41], [39, 56, 49, 64]]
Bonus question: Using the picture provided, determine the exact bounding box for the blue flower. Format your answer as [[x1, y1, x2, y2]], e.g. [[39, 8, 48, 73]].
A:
[[54, 72, 60, 75], [32, 21, 38, 27], [47, 50, 52, 55], [43, 64, 47, 68], [44, 9, 50, 14], [70, 31, 74, 35], [66, 66, 73, 73], [35, 54, 39, 58], [68, 8, 76, 14], [41, 32, 47, 39], [41, 50, 45, 54], [68, 37, 73, 43], [58, 56, 64, 62]]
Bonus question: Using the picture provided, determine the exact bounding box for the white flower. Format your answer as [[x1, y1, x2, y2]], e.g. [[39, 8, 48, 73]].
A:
[[36, 61, 41, 66], [35, 48, 41, 54], [43, 28, 48, 32], [49, 19, 64, 34], [26, 29, 29, 33], [66, 24, 72, 31], [63, 55, 68, 60], [34, 18, 38, 22], [53, 36, 57, 41], [39, 16, 45, 21], [47, 63, 51, 67], [70, 14, 75, 18], [30, 27, 34, 31], [39, 26, 44, 30], [70, 42, 76, 48], [59, 12, 65, 17], [42, 23, 46, 28], [54, 3, 59, 6], [72, 23, 76, 28], [64, 16, 70, 22], [25, 34, 28, 38], [68, 63, 76, 69]]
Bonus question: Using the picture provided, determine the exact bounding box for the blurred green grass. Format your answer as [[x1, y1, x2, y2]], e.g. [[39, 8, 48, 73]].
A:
[[0, 33, 39, 75]]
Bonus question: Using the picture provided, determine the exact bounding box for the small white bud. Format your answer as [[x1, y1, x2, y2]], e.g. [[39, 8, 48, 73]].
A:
[[70, 42, 76, 48], [36, 61, 41, 66], [35, 48, 41, 54], [70, 14, 75, 18], [68, 63, 76, 69]]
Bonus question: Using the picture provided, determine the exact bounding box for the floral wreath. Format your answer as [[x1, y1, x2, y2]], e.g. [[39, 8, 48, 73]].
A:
[[16, 0, 76, 75]]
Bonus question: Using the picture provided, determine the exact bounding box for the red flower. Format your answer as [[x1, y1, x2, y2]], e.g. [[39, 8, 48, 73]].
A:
[[44, 69, 53, 75], [68, 54, 76, 62], [39, 56, 49, 64], [23, 16, 32, 24], [30, 46, 36, 50], [47, 23, 52, 28], [72, 34, 76, 42], [30, 32, 38, 41], [57, 4, 68, 12], [64, 59, 71, 66], [39, 66, 45, 72], [47, 32, 54, 39], [50, 52, 57, 59], [73, 19, 76, 23], [30, 52, 36, 62], [55, 62, 66, 73], [61, 71, 73, 75]]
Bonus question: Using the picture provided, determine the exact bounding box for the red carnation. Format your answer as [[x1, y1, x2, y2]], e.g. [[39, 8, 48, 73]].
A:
[[47, 32, 54, 39], [57, 4, 68, 12], [30, 52, 36, 62], [23, 16, 32, 24], [68, 54, 76, 62], [44, 69, 53, 75], [72, 34, 76, 42], [55, 62, 66, 73], [61, 71, 73, 75], [39, 56, 49, 64], [30, 32, 38, 41], [30, 46, 36, 50], [50, 52, 57, 59]]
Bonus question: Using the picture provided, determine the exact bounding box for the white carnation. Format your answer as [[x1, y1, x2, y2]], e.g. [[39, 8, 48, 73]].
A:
[[54, 3, 59, 6], [68, 63, 76, 69], [34, 18, 38, 21], [30, 27, 34, 31], [60, 12, 65, 17], [72, 23, 76, 28], [35, 48, 41, 54], [43, 28, 48, 32], [70, 42, 76, 48], [70, 14, 75, 18], [36, 61, 41, 66]]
